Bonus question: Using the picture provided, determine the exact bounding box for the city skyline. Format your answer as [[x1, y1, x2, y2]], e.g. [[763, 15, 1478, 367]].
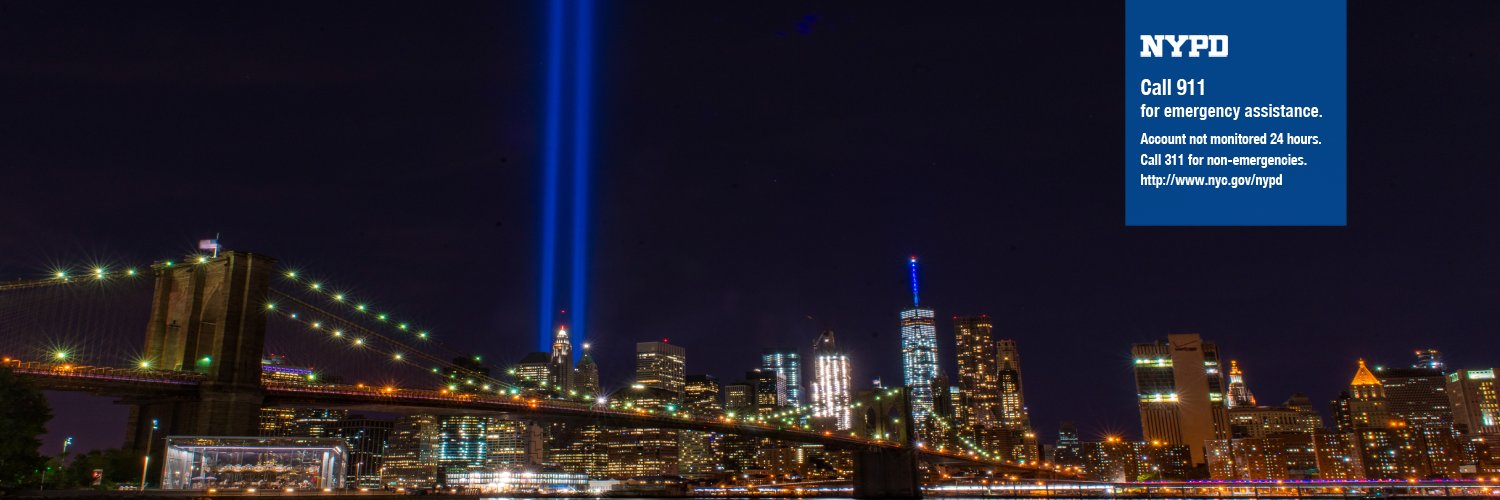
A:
[[16, 249, 1500, 458], [6, 252, 1500, 489]]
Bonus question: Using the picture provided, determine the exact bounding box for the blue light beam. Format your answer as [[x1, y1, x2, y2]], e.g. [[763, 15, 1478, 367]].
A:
[[538, 0, 566, 351], [569, 0, 596, 357]]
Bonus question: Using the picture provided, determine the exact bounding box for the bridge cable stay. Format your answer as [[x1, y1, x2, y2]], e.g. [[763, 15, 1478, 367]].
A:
[[273, 268, 609, 399], [0, 268, 151, 366], [271, 271, 523, 378], [265, 289, 526, 394]]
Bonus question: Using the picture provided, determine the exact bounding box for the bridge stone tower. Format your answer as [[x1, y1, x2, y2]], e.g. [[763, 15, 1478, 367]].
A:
[[125, 252, 276, 477]]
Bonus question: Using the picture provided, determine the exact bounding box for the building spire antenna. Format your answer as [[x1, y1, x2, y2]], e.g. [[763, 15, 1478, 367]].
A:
[[909, 255, 920, 306]]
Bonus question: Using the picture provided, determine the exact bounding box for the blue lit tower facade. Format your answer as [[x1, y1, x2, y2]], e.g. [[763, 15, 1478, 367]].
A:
[[900, 256, 939, 439], [760, 349, 803, 407]]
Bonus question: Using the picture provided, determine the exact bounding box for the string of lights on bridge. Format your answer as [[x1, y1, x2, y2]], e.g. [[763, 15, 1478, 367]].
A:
[[277, 269, 437, 343], [263, 293, 526, 394]]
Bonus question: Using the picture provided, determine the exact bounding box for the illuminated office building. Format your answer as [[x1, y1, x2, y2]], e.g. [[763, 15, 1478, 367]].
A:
[[681, 375, 724, 475], [1130, 333, 1230, 465], [513, 352, 551, 388], [635, 341, 686, 398], [1074, 438, 1192, 482], [1348, 359, 1391, 428], [810, 330, 852, 430], [383, 415, 440, 488], [258, 408, 347, 438], [900, 256, 939, 438], [761, 348, 803, 407], [437, 416, 492, 471], [548, 326, 574, 392], [488, 419, 543, 468], [996, 339, 1029, 428], [1225, 360, 1257, 409], [1379, 364, 1461, 477], [1207, 437, 1288, 480], [953, 316, 998, 430], [746, 368, 785, 415], [293, 409, 347, 438], [261, 363, 316, 383], [1052, 422, 1081, 466], [724, 382, 754, 416], [603, 385, 681, 478], [1311, 429, 1363, 480], [329, 416, 393, 488], [547, 424, 607, 478], [995, 339, 1037, 462], [684, 374, 723, 415], [1342, 359, 1426, 480], [259, 408, 297, 436], [595, 351, 687, 479], [1227, 403, 1322, 438], [1448, 368, 1500, 436], [384, 414, 538, 486]]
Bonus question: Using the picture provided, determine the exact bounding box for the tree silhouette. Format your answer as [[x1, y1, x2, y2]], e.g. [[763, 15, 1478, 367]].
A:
[[0, 367, 53, 488]]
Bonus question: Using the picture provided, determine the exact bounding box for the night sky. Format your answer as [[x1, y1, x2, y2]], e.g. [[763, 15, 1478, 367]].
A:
[[4, 1, 1499, 455]]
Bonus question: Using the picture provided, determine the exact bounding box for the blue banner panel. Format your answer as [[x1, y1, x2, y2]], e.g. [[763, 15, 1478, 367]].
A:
[[1125, 0, 1346, 226]]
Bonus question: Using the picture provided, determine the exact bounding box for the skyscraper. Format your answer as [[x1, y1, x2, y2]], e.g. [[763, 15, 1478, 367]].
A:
[[996, 339, 1038, 462], [1343, 359, 1425, 479], [329, 416, 393, 488], [1131, 333, 1230, 465], [1348, 359, 1390, 428], [685, 374, 723, 415], [603, 385, 681, 478], [900, 256, 939, 438], [1447, 368, 1500, 437], [382, 415, 439, 488], [1378, 364, 1460, 477], [635, 341, 687, 398], [487, 419, 543, 468], [574, 342, 600, 397], [746, 368, 786, 415], [436, 415, 492, 472], [996, 339, 1031, 431], [548, 326, 574, 392], [513, 352, 551, 388], [761, 348, 804, 408], [681, 375, 724, 475], [724, 382, 754, 416], [953, 315, 999, 429], [810, 330, 852, 430], [1225, 360, 1257, 409]]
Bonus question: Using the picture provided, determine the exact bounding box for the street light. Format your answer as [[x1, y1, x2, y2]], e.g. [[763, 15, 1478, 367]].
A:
[[140, 419, 158, 491]]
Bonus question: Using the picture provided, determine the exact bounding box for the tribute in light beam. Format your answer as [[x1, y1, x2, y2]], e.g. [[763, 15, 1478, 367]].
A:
[[538, 0, 597, 358], [569, 0, 596, 357], [537, 0, 565, 352]]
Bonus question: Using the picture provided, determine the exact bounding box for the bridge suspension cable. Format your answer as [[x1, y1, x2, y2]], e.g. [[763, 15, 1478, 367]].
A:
[[272, 267, 543, 388], [265, 289, 520, 392], [0, 267, 144, 292]]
